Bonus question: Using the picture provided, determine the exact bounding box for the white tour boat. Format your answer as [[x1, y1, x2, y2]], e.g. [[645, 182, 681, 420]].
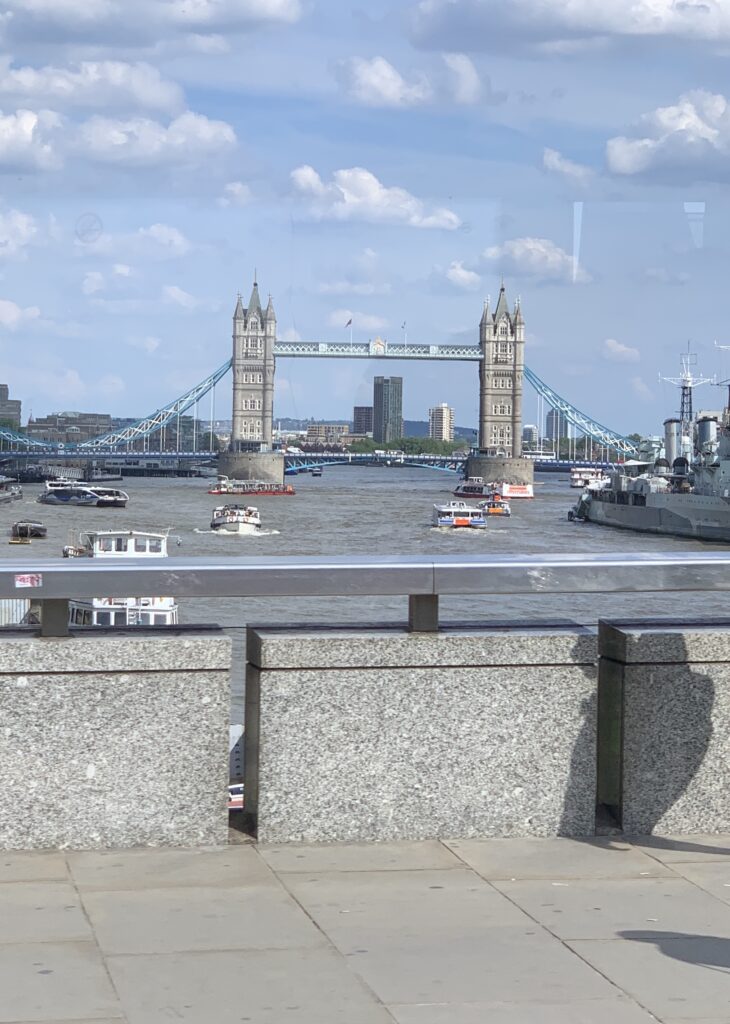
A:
[[569, 467, 611, 489], [210, 504, 261, 534], [38, 480, 129, 508], [63, 529, 179, 627], [433, 500, 487, 529]]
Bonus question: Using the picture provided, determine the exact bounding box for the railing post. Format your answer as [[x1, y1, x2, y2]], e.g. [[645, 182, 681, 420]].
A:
[[408, 594, 439, 632], [39, 599, 70, 638]]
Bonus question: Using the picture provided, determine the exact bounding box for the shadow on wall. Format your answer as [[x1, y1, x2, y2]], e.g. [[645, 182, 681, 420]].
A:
[[559, 632, 719, 846], [620, 931, 730, 973], [557, 636, 597, 838]]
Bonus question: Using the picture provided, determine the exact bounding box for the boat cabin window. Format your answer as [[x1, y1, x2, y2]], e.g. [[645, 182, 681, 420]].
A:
[[113, 611, 126, 626], [99, 537, 114, 552], [115, 537, 127, 552], [134, 537, 147, 552], [149, 538, 162, 553], [96, 611, 111, 626]]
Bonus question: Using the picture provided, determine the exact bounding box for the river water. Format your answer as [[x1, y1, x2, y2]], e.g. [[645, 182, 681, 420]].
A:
[[4, 468, 724, 718]]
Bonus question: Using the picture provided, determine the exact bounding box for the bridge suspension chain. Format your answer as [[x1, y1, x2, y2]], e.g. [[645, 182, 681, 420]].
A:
[[523, 366, 638, 456]]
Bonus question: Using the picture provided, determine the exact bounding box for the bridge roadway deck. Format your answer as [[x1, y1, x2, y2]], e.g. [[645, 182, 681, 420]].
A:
[[4, 833, 729, 1022]]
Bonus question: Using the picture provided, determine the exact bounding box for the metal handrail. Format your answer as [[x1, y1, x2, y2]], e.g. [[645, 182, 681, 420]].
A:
[[6, 551, 730, 637]]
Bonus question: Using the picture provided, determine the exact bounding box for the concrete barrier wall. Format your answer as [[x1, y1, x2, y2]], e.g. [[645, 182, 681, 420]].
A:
[[245, 625, 598, 843], [599, 621, 730, 836], [0, 630, 231, 850]]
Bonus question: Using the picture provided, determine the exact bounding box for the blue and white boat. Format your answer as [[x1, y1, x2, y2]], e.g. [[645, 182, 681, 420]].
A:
[[432, 500, 487, 529]]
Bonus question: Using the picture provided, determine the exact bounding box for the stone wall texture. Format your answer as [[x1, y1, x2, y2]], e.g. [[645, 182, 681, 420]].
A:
[[246, 626, 597, 843], [0, 631, 231, 850], [600, 621, 730, 836]]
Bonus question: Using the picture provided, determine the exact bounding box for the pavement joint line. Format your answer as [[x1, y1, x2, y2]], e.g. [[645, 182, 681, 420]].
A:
[[66, 852, 127, 1022], [441, 838, 663, 1021], [259, 844, 400, 1023]]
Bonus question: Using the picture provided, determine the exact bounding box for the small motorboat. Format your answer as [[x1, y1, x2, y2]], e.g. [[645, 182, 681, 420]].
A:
[[311, 466, 323, 477], [432, 501, 487, 529], [211, 504, 262, 534], [478, 495, 511, 517], [12, 520, 47, 539]]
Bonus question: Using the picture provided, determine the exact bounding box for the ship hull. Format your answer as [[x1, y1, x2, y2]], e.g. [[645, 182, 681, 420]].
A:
[[585, 493, 730, 543]]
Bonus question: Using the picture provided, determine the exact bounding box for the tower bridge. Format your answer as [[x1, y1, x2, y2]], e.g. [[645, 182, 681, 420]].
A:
[[0, 280, 639, 470]]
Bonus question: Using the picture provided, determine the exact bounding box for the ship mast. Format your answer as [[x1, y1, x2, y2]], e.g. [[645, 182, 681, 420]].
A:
[[660, 346, 713, 450]]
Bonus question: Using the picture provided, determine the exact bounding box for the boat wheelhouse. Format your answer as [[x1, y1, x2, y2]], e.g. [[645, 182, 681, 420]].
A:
[[63, 529, 179, 627], [210, 504, 261, 534]]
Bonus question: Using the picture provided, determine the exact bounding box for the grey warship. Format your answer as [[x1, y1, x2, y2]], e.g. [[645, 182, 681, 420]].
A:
[[571, 356, 730, 543]]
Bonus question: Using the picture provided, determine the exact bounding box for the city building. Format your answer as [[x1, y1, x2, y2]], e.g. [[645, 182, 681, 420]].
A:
[[26, 411, 113, 445], [353, 406, 374, 435], [231, 280, 275, 451], [305, 423, 350, 445], [546, 409, 569, 443], [522, 423, 539, 446], [429, 403, 454, 442], [478, 283, 525, 457], [373, 377, 403, 444], [0, 385, 21, 429]]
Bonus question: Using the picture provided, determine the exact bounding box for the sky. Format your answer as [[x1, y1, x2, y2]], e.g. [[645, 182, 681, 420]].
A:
[[4, 0, 730, 434]]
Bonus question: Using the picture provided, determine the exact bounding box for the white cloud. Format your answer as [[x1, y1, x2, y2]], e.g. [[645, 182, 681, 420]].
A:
[[85, 222, 191, 260], [113, 263, 131, 276], [278, 327, 301, 343], [82, 270, 105, 295], [631, 376, 653, 399], [218, 181, 252, 207], [0, 60, 183, 113], [77, 110, 235, 166], [442, 53, 481, 104], [337, 56, 431, 108], [328, 309, 388, 331], [643, 267, 691, 285], [411, 0, 730, 52], [291, 165, 460, 230], [0, 109, 61, 171], [606, 90, 730, 182], [162, 284, 199, 309], [446, 260, 480, 290], [603, 337, 640, 363], [0, 206, 39, 258], [138, 223, 190, 256], [318, 280, 391, 296], [483, 237, 590, 283], [0, 298, 40, 329], [127, 335, 161, 354], [543, 147, 593, 184], [2, 0, 302, 47]]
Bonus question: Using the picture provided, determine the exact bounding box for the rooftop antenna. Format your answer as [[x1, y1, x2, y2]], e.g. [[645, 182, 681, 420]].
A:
[[659, 344, 714, 434]]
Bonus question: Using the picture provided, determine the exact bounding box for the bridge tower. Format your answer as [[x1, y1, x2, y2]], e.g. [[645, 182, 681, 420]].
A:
[[219, 277, 283, 483], [478, 282, 524, 456], [469, 281, 533, 489]]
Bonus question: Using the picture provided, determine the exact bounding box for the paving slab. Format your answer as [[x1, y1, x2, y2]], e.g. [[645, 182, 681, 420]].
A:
[[495, 877, 730, 940], [0, 942, 122, 1023], [445, 837, 672, 879], [259, 840, 461, 873], [82, 884, 324, 955], [387, 999, 660, 1023], [67, 846, 275, 891], [0, 882, 92, 945], [570, 934, 730, 1020], [667, 861, 730, 902], [0, 853, 69, 884], [630, 834, 730, 864], [108, 948, 393, 1024], [282, 869, 617, 1005]]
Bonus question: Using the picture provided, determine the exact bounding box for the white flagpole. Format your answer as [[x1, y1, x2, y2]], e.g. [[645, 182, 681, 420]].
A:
[[350, 323, 353, 349], [402, 321, 407, 356]]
